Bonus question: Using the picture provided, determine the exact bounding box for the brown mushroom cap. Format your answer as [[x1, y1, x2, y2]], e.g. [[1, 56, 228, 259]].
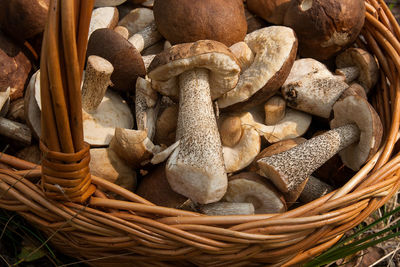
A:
[[247, 0, 291, 25], [336, 48, 379, 93], [148, 40, 241, 100], [283, 0, 365, 60], [1, 0, 49, 41], [153, 0, 247, 47], [87, 28, 146, 92], [330, 96, 383, 171], [0, 32, 32, 100], [217, 26, 297, 110]]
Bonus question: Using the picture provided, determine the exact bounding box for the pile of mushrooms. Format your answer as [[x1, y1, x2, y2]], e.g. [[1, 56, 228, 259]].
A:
[[0, 0, 385, 216]]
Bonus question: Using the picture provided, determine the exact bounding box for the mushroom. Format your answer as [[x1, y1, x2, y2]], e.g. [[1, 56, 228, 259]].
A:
[[244, 7, 268, 34], [6, 98, 25, 123], [136, 163, 188, 208], [264, 95, 286, 125], [26, 56, 134, 146], [87, 28, 146, 92], [0, 88, 10, 117], [219, 116, 261, 173], [141, 0, 154, 8], [154, 104, 178, 146], [247, 0, 291, 25], [229, 41, 255, 71], [128, 22, 162, 53], [299, 176, 333, 203], [257, 95, 383, 193], [198, 202, 255, 216], [15, 145, 41, 165], [0, 32, 32, 101], [339, 83, 368, 101], [88, 7, 119, 38], [153, 0, 247, 47], [239, 105, 312, 144], [135, 77, 159, 141], [281, 58, 349, 118], [94, 0, 127, 7], [335, 48, 379, 93], [89, 148, 136, 191], [114, 26, 129, 40], [148, 40, 241, 204], [217, 26, 298, 111], [0, 0, 49, 41], [283, 0, 365, 60], [224, 172, 286, 214], [118, 8, 154, 38], [109, 128, 161, 168]]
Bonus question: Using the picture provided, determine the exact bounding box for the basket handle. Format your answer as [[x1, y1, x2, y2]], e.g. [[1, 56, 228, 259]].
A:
[[40, 0, 96, 203]]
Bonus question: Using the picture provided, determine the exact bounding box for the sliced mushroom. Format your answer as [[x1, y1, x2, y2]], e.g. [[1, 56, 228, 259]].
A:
[[219, 116, 261, 173], [257, 95, 383, 193], [336, 48, 379, 93], [148, 40, 241, 204], [218, 26, 297, 111], [239, 105, 312, 144], [109, 128, 161, 168], [281, 58, 349, 118], [224, 172, 286, 214], [264, 95, 286, 125], [89, 148, 136, 191]]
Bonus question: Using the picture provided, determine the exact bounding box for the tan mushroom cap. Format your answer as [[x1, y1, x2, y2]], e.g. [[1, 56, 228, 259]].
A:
[[148, 40, 241, 100], [224, 172, 286, 214], [336, 48, 379, 93], [247, 0, 291, 25], [87, 28, 146, 92], [217, 26, 297, 110], [153, 0, 247, 46], [330, 96, 383, 171], [223, 125, 261, 173]]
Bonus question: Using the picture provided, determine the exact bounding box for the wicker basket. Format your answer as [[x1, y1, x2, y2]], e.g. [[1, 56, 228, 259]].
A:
[[1, 0, 400, 266]]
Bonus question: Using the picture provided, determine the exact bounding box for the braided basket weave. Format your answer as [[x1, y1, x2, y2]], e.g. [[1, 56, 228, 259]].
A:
[[1, 0, 400, 265]]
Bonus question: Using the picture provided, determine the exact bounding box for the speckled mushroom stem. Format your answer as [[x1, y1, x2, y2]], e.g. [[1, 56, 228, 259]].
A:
[[81, 55, 113, 113], [335, 66, 360, 84], [257, 124, 359, 193], [166, 68, 227, 204], [128, 22, 162, 52]]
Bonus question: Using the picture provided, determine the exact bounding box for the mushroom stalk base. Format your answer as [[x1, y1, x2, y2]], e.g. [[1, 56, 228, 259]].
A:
[[258, 124, 360, 193], [336, 66, 360, 84], [166, 68, 227, 204], [128, 23, 162, 53]]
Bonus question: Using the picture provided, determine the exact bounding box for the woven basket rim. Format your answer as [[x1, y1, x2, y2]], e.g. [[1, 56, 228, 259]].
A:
[[1, 0, 400, 266]]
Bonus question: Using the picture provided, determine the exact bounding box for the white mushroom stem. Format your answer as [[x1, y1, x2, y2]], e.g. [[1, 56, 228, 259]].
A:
[[81, 56, 114, 113], [335, 66, 360, 84], [135, 77, 158, 140], [128, 22, 162, 53], [143, 54, 156, 71], [0, 117, 31, 145], [166, 68, 227, 204], [258, 124, 359, 193], [198, 202, 255, 216]]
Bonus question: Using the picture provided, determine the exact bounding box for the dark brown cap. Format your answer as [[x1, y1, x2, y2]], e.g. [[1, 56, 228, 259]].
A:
[[87, 28, 146, 92], [153, 0, 247, 46], [283, 0, 365, 60]]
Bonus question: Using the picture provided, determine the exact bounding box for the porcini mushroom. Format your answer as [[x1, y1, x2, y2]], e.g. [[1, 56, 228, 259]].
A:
[[264, 95, 286, 125], [283, 0, 365, 60], [229, 41, 255, 71], [224, 172, 286, 214], [217, 26, 297, 110], [335, 48, 379, 93], [281, 58, 349, 118], [219, 116, 261, 173], [128, 22, 162, 53], [198, 202, 255, 216], [148, 40, 241, 204], [257, 95, 383, 193], [154, 104, 178, 146], [87, 28, 146, 92], [118, 8, 154, 37], [153, 0, 247, 46], [88, 7, 119, 38], [94, 0, 127, 7], [247, 0, 291, 25]]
